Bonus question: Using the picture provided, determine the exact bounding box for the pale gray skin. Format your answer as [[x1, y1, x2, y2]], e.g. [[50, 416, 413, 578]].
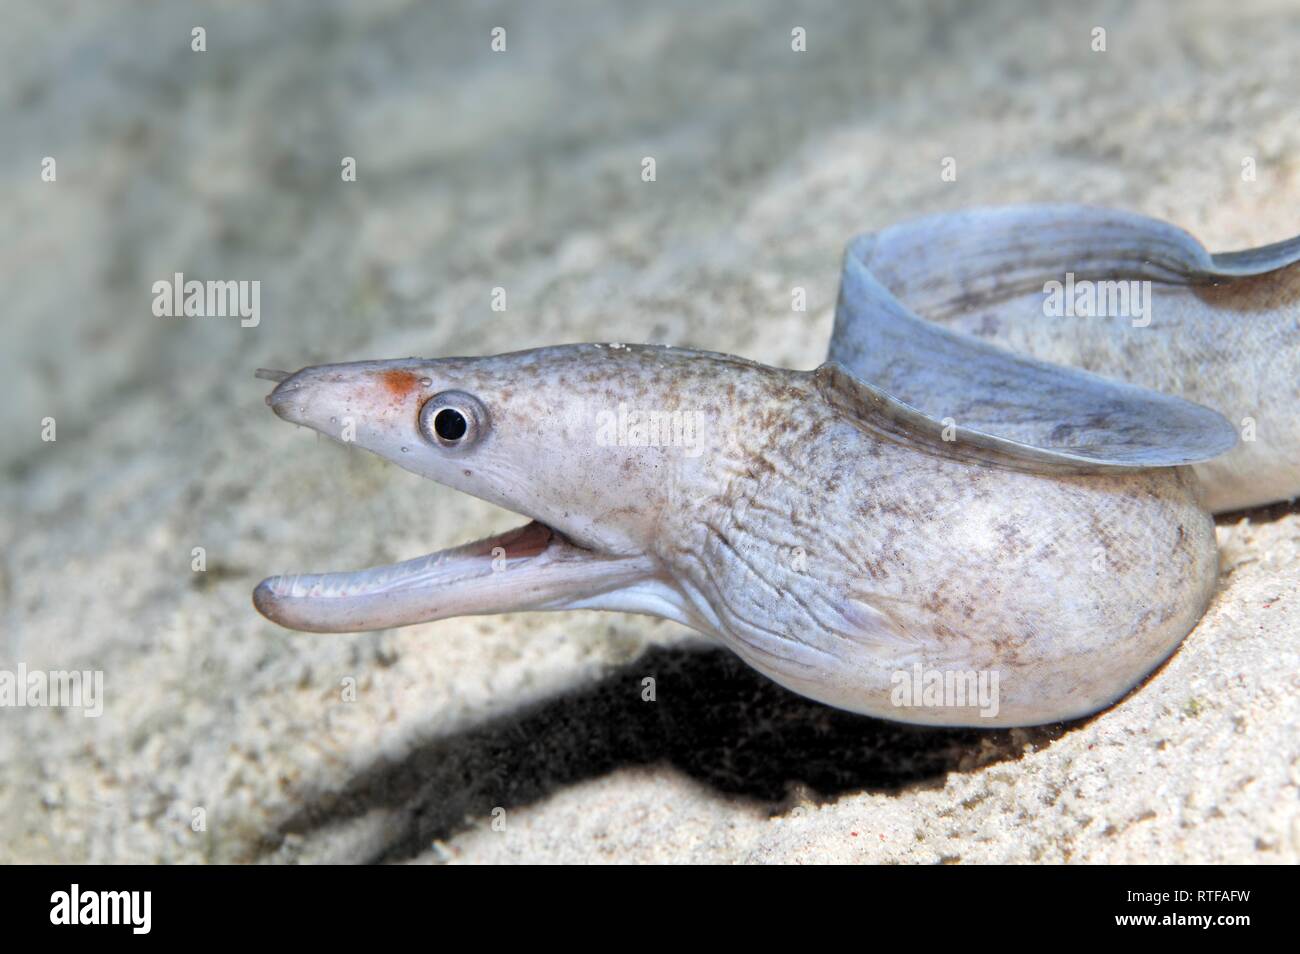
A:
[[831, 205, 1300, 513], [254, 343, 1226, 727]]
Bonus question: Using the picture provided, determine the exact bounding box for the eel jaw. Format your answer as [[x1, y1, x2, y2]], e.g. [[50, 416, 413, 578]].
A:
[[253, 520, 654, 633]]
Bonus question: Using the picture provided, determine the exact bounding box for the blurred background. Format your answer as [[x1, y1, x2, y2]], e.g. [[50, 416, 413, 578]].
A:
[[3, 0, 1298, 863]]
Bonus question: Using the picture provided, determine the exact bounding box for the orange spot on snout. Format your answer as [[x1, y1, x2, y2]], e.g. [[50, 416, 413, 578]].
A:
[[378, 369, 422, 404]]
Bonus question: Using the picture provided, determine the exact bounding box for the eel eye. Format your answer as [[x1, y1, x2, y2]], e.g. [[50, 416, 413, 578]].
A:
[[419, 391, 488, 449]]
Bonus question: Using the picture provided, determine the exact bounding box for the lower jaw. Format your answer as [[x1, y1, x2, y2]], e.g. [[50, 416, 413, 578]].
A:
[[252, 520, 648, 633]]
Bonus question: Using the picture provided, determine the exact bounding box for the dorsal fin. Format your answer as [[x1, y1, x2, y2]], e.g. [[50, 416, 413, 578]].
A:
[[827, 205, 1244, 472], [814, 360, 1235, 474], [837, 204, 1300, 320]]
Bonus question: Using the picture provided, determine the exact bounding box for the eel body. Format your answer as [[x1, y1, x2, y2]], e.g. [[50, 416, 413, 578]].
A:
[[252, 205, 1298, 727], [255, 343, 1226, 727]]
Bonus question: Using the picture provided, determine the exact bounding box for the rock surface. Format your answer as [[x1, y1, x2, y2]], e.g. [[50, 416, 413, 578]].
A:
[[2, 0, 1297, 863]]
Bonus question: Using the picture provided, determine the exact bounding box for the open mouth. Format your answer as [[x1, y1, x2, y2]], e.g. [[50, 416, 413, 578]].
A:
[[254, 520, 593, 632], [255, 516, 662, 633]]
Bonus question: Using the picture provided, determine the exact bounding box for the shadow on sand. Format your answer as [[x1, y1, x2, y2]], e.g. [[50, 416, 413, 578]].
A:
[[265, 643, 1072, 862]]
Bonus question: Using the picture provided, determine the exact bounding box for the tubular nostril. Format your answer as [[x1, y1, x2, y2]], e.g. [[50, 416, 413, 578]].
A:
[[259, 366, 307, 412], [264, 375, 309, 419]]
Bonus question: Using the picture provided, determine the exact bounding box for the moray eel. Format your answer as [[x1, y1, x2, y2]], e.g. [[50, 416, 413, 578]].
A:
[[254, 336, 1235, 727], [831, 205, 1300, 513]]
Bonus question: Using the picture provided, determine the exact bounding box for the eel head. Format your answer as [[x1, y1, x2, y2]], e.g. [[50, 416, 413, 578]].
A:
[[253, 345, 703, 633]]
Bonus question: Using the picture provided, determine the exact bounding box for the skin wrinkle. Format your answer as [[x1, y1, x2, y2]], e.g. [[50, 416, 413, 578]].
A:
[[701, 512, 871, 655], [707, 449, 918, 655], [671, 544, 829, 672]]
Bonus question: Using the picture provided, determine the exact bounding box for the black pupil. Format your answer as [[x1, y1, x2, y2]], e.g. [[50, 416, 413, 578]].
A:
[[434, 407, 468, 442]]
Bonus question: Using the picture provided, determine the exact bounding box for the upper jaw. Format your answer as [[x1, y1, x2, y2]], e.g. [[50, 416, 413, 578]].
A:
[[262, 358, 436, 431]]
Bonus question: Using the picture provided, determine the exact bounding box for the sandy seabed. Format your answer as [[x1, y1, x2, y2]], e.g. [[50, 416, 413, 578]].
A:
[[2, 0, 1298, 863]]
